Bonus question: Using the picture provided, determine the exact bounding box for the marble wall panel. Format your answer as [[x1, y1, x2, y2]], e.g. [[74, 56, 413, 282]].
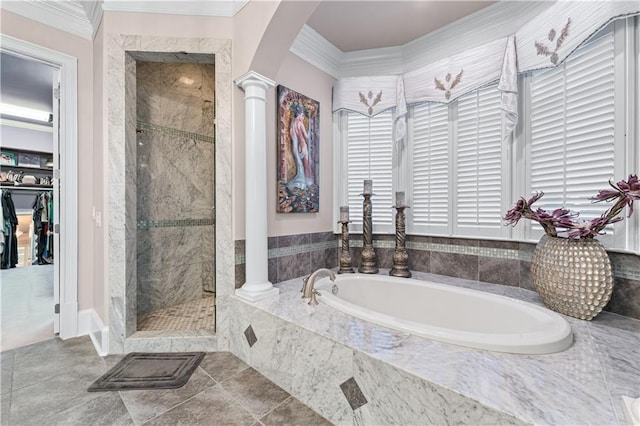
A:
[[276, 253, 311, 283], [478, 256, 520, 287], [352, 351, 525, 425], [135, 132, 214, 222], [430, 252, 479, 281], [109, 34, 233, 353], [136, 62, 215, 136]]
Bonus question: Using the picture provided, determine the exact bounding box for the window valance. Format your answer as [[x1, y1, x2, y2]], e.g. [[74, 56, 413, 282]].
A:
[[516, 1, 639, 73], [331, 75, 407, 143], [331, 1, 639, 140]]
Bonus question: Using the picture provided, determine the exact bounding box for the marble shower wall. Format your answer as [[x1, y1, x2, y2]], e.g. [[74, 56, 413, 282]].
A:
[[136, 61, 215, 315]]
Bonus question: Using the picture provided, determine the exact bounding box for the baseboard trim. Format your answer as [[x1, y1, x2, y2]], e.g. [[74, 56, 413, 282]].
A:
[[78, 309, 109, 356]]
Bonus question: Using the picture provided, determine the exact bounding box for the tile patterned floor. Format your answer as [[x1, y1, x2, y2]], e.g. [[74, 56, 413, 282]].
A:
[[137, 296, 216, 331], [0, 336, 331, 425]]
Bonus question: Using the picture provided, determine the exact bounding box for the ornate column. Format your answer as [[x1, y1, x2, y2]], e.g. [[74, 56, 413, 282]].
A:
[[235, 71, 279, 301], [359, 184, 378, 274], [390, 205, 411, 278]]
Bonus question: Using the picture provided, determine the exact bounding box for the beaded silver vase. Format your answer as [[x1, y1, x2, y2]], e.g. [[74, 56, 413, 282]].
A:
[[531, 235, 613, 320]]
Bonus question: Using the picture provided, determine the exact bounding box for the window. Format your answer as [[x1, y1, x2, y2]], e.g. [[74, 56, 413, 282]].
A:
[[454, 85, 505, 237], [410, 103, 449, 235], [334, 20, 637, 251], [344, 110, 394, 231], [408, 84, 507, 238], [527, 28, 619, 245]]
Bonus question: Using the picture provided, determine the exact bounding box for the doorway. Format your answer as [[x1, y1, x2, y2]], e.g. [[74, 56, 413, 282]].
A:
[[1, 34, 79, 347], [0, 52, 57, 351]]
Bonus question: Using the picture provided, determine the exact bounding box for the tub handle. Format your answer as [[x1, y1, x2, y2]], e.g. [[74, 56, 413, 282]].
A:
[[308, 289, 320, 306], [301, 275, 310, 296]]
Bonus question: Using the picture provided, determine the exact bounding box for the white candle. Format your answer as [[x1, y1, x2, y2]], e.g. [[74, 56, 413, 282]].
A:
[[340, 206, 349, 222], [396, 191, 405, 207], [363, 179, 372, 195]]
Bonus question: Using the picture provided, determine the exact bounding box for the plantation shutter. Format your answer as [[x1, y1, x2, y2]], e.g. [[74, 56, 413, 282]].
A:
[[455, 84, 504, 236], [410, 103, 450, 234], [346, 110, 394, 230], [529, 30, 616, 240]]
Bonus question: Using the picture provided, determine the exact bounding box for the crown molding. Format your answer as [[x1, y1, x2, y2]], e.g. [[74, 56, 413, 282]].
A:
[[101, 0, 248, 17], [289, 24, 343, 79], [0, 1, 96, 40], [290, 1, 554, 78], [340, 46, 403, 77], [82, 1, 105, 39]]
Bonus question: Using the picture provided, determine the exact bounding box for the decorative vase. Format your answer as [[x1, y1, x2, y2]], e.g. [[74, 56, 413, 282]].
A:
[[531, 235, 613, 320]]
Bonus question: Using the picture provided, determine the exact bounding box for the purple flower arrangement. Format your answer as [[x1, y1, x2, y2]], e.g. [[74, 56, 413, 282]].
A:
[[504, 174, 640, 239]]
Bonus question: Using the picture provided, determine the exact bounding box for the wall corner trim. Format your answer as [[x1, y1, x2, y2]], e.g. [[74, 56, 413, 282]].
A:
[[78, 309, 109, 356]]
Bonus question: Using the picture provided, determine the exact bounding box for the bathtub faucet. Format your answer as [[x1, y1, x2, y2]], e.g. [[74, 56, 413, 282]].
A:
[[302, 268, 336, 306]]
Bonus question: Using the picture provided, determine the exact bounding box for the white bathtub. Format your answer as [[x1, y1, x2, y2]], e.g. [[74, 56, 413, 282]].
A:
[[314, 274, 573, 354]]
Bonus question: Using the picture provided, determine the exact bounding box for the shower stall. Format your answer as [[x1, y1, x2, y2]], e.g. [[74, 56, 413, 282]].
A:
[[130, 55, 216, 332]]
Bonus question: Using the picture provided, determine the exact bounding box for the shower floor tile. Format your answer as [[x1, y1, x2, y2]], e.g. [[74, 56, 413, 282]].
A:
[[137, 297, 215, 331]]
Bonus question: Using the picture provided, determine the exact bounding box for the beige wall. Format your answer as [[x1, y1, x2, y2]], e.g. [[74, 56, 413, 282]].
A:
[[1, 10, 95, 312], [267, 52, 336, 237], [93, 18, 107, 320]]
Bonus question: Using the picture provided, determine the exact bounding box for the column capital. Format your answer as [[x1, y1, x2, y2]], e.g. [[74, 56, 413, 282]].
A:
[[234, 70, 275, 91]]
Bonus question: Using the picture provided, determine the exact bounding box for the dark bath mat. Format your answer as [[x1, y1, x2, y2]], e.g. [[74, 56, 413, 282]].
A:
[[88, 352, 205, 392]]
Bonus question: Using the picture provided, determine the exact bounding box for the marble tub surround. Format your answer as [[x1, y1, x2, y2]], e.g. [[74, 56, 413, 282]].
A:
[[108, 35, 233, 354], [234, 231, 339, 288], [228, 271, 640, 425]]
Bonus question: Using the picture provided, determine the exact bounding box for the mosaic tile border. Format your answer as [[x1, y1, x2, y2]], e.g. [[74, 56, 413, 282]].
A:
[[137, 218, 215, 229], [343, 238, 640, 281], [137, 121, 215, 144], [234, 240, 338, 265], [234, 235, 640, 281]]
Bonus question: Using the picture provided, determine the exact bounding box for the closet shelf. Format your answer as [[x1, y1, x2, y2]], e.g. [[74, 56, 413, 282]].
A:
[[0, 184, 53, 191], [0, 165, 54, 172]]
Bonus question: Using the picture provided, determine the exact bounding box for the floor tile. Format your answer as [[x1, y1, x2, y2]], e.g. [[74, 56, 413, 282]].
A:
[[43, 392, 134, 426], [1, 351, 13, 396], [119, 367, 215, 424], [145, 385, 256, 426], [199, 352, 249, 382], [9, 362, 108, 425], [260, 397, 332, 426], [1, 390, 10, 425], [11, 336, 104, 391], [220, 368, 290, 418]]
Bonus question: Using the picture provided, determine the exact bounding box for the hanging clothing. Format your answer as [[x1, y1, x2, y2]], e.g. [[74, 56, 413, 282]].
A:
[[1, 190, 19, 269], [32, 192, 53, 265]]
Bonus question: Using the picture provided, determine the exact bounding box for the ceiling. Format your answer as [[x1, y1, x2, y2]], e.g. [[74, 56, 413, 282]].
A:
[[307, 1, 496, 52], [1, 53, 54, 114]]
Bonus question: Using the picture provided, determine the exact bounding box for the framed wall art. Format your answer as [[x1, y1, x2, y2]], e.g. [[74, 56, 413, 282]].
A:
[[276, 85, 320, 213]]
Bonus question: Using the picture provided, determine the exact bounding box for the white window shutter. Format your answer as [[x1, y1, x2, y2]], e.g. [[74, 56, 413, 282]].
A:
[[346, 111, 394, 231], [529, 31, 616, 242], [410, 103, 450, 234], [455, 84, 504, 237]]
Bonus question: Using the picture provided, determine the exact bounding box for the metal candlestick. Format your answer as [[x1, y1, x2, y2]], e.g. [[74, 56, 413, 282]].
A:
[[390, 205, 411, 278], [338, 221, 354, 273], [359, 193, 379, 274]]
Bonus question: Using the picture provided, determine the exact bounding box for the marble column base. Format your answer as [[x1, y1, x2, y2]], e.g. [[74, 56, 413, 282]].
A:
[[235, 284, 279, 302]]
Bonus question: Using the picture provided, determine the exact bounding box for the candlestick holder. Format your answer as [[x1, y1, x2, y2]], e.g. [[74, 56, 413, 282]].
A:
[[390, 205, 411, 278], [338, 220, 354, 274], [359, 192, 379, 274]]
